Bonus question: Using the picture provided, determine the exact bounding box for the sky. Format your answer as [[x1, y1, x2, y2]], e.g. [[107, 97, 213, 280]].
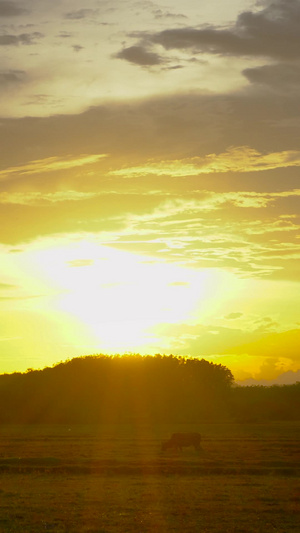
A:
[[0, 0, 299, 382]]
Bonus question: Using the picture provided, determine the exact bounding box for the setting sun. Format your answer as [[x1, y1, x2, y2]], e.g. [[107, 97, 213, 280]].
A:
[[3, 237, 219, 356]]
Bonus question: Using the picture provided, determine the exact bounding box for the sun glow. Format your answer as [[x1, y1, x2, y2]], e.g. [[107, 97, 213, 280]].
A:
[[18, 237, 217, 353]]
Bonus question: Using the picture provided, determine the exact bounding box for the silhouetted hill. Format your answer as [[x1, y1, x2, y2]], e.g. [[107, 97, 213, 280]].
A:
[[0, 354, 233, 424]]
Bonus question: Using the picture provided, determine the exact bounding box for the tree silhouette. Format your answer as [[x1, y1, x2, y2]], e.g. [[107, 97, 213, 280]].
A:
[[0, 354, 234, 424]]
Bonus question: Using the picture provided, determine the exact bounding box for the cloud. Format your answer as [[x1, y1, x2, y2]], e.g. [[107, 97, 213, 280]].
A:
[[0, 282, 17, 290], [72, 45, 84, 52], [0, 32, 43, 46], [104, 192, 300, 280], [0, 69, 25, 87], [244, 217, 300, 235], [0, 191, 100, 205], [152, 9, 187, 20], [57, 32, 72, 39], [147, 0, 300, 60], [153, 323, 300, 369], [225, 312, 243, 320], [0, 93, 298, 280], [115, 0, 300, 79], [64, 9, 99, 20], [1, 91, 299, 173], [222, 328, 300, 361], [237, 368, 300, 386], [0, 1, 28, 17], [0, 154, 108, 179], [0, 185, 298, 279], [117, 190, 299, 216], [115, 45, 163, 66], [110, 147, 300, 176], [243, 63, 300, 93], [151, 322, 265, 357]]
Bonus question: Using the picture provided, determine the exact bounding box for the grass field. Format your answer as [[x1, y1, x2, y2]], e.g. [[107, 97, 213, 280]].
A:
[[0, 422, 299, 532]]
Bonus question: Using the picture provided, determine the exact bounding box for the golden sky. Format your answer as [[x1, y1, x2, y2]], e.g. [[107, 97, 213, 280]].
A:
[[0, 0, 299, 382]]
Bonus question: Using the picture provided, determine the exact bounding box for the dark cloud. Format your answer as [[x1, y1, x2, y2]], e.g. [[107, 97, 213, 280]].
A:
[[0, 89, 300, 170], [128, 0, 300, 61], [57, 32, 72, 39], [64, 9, 99, 20], [152, 9, 187, 20], [243, 63, 300, 92], [0, 34, 20, 45], [0, 1, 28, 17], [163, 64, 184, 71], [0, 32, 43, 46], [151, 27, 244, 54], [0, 69, 25, 87], [72, 44, 84, 52], [115, 45, 163, 66]]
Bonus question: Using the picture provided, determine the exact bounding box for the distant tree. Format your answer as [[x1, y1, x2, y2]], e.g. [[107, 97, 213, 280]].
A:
[[230, 382, 300, 422]]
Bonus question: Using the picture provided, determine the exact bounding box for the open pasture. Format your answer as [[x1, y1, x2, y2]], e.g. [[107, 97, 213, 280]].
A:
[[0, 422, 299, 532]]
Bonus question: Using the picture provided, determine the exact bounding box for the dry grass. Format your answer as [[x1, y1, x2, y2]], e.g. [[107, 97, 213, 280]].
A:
[[0, 422, 299, 532]]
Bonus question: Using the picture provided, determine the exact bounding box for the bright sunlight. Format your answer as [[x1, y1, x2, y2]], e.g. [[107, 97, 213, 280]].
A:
[[17, 236, 218, 353]]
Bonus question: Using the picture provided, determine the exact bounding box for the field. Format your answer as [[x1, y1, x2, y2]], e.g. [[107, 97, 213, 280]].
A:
[[0, 422, 299, 532]]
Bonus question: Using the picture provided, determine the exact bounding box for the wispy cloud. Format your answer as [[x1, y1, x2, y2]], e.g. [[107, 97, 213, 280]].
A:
[[110, 147, 300, 177], [152, 9, 187, 21], [0, 154, 109, 179], [0, 191, 100, 205], [151, 321, 295, 358], [102, 191, 300, 279], [0, 32, 43, 46], [64, 9, 99, 20]]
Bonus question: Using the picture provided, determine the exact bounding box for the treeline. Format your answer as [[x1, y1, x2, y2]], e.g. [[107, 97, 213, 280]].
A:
[[0, 354, 233, 424], [0, 354, 299, 424], [230, 382, 300, 422]]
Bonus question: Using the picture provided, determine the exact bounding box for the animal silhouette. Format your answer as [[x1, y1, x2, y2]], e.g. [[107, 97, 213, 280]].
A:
[[161, 432, 202, 452]]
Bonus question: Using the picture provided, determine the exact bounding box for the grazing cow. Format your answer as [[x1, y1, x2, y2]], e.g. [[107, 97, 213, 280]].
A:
[[161, 432, 202, 452]]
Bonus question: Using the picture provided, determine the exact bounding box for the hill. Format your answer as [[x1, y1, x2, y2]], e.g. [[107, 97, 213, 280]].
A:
[[0, 354, 233, 424]]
